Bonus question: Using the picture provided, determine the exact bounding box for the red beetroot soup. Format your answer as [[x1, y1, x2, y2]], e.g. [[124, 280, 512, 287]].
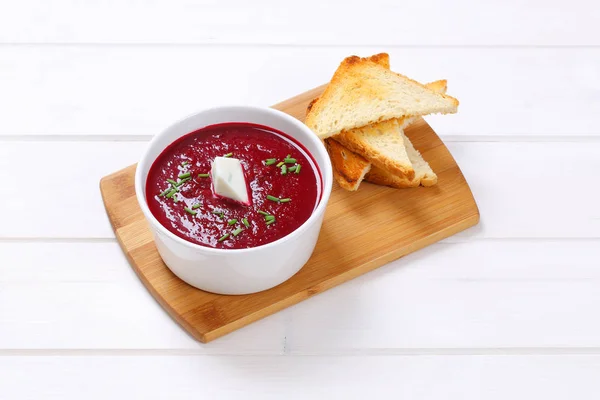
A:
[[146, 122, 321, 249]]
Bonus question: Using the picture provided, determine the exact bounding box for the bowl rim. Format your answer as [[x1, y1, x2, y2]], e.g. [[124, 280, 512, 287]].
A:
[[135, 105, 333, 255]]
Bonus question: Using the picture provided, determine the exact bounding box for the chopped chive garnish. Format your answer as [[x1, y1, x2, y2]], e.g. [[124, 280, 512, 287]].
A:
[[227, 219, 238, 225], [284, 158, 297, 164], [178, 172, 191, 179], [266, 219, 276, 225], [173, 195, 179, 203], [276, 161, 284, 167], [286, 154, 291, 158], [288, 165, 297, 172], [295, 164, 301, 174], [266, 195, 280, 202], [167, 179, 178, 186], [175, 177, 190, 187], [181, 161, 189, 166], [166, 188, 177, 198], [184, 207, 197, 215], [265, 215, 276, 222], [159, 188, 171, 197], [211, 210, 224, 219], [197, 173, 210, 178], [218, 233, 230, 242], [280, 198, 291, 203], [192, 203, 202, 209], [265, 158, 277, 165], [257, 210, 270, 216], [281, 165, 287, 175], [242, 218, 250, 228], [223, 153, 233, 158], [232, 227, 244, 237]]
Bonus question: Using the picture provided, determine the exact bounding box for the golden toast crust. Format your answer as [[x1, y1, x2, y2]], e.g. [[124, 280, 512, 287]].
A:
[[305, 53, 449, 191], [305, 54, 458, 139], [324, 138, 371, 191], [334, 119, 416, 180]]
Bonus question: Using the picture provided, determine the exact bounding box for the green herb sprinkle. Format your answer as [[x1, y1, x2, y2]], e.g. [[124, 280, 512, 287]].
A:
[[184, 207, 197, 215]]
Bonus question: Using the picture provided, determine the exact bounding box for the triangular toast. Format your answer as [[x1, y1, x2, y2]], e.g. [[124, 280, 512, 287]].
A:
[[305, 55, 458, 139], [333, 117, 415, 179], [333, 79, 447, 179], [323, 138, 371, 191], [363, 80, 448, 188], [317, 79, 447, 190], [365, 128, 438, 188]]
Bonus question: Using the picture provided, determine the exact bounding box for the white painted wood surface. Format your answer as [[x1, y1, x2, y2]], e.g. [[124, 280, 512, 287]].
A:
[[1, 47, 599, 137], [1, 0, 599, 398], [1, 0, 599, 45], [3, 356, 600, 399]]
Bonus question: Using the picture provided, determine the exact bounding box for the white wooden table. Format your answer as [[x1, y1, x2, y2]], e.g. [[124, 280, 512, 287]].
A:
[[1, 1, 600, 398]]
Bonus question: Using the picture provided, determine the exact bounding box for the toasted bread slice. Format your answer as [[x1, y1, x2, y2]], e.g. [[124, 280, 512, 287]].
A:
[[365, 129, 437, 188], [421, 79, 447, 95], [324, 138, 371, 191], [334, 118, 415, 179], [306, 53, 392, 115], [332, 80, 447, 180], [306, 52, 391, 116], [402, 129, 437, 186], [311, 53, 387, 192], [363, 80, 447, 188], [307, 97, 318, 114], [363, 52, 390, 69], [310, 77, 447, 191], [305, 54, 458, 139]]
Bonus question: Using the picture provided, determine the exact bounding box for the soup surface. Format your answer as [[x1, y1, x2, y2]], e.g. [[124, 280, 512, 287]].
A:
[[146, 122, 321, 249]]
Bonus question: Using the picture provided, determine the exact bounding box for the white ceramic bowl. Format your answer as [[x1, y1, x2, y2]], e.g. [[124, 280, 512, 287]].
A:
[[135, 106, 333, 295]]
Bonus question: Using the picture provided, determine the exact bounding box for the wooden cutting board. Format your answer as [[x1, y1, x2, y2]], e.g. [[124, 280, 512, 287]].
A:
[[100, 85, 480, 343]]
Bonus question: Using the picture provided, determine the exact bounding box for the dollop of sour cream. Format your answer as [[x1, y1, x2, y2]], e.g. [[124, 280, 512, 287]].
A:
[[211, 156, 250, 205]]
